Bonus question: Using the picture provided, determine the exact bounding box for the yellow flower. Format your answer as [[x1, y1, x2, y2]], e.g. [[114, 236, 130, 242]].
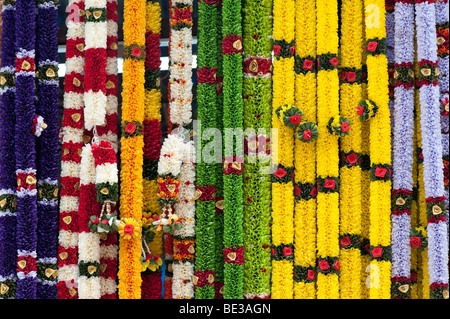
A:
[[118, 217, 141, 240]]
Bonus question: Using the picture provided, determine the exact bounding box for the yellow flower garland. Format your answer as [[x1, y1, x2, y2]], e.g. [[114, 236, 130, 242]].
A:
[[272, 0, 295, 299], [293, 0, 317, 299], [118, 0, 146, 299], [339, 0, 364, 299], [410, 118, 419, 299], [316, 0, 340, 299], [363, 0, 392, 299]]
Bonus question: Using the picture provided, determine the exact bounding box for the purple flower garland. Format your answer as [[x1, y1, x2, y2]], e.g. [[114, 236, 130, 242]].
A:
[[14, 0, 38, 299], [0, 0, 17, 299], [391, 0, 415, 299], [35, 0, 59, 299], [415, 0, 449, 299], [435, 0, 449, 243]]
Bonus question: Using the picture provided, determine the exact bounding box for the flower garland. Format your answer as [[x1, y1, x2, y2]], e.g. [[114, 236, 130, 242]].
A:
[[339, 0, 364, 299], [435, 0, 449, 242], [410, 122, 420, 299], [315, 0, 341, 299], [14, 0, 39, 299], [83, 0, 107, 131], [390, 0, 415, 300], [415, 0, 448, 299], [35, 0, 59, 299], [0, 0, 17, 300], [386, 0, 395, 141], [214, 1, 225, 299], [118, 0, 146, 299], [58, 0, 86, 299], [241, 0, 272, 300], [141, 0, 163, 299], [363, 0, 392, 299], [97, 0, 119, 299], [78, 144, 101, 299], [271, 0, 295, 300], [195, 0, 219, 300], [293, 0, 316, 300], [167, 0, 195, 300], [221, 0, 244, 299]]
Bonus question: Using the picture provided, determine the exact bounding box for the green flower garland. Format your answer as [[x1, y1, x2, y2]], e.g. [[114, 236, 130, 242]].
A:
[[222, 0, 244, 299], [195, 0, 220, 299], [242, 0, 273, 300]]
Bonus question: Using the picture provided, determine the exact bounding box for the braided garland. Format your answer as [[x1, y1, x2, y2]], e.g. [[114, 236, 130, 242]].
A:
[[195, 0, 219, 300], [58, 0, 86, 299], [14, 0, 38, 299], [339, 0, 364, 299], [415, 0, 448, 300], [363, 0, 392, 299], [118, 0, 146, 299], [141, 0, 163, 299], [316, 0, 341, 299], [390, 0, 416, 299], [271, 0, 295, 299], [0, 0, 17, 300], [242, 0, 272, 300], [35, 0, 59, 299], [293, 0, 317, 299]]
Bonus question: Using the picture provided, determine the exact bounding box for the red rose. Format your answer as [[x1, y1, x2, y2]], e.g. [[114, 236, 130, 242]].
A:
[[318, 260, 329, 271], [125, 122, 137, 134], [341, 71, 348, 81], [367, 41, 378, 52], [372, 247, 383, 258], [357, 105, 365, 116], [283, 247, 293, 257], [330, 57, 339, 67], [333, 260, 340, 271], [273, 45, 281, 56], [307, 269, 315, 281], [262, 244, 269, 249], [303, 129, 312, 140], [341, 121, 349, 132], [303, 59, 313, 70], [289, 114, 302, 125], [347, 71, 356, 82], [324, 179, 336, 190], [375, 167, 387, 178], [274, 168, 287, 179], [124, 224, 135, 236], [340, 236, 351, 247], [310, 186, 318, 197], [346, 153, 358, 165], [131, 46, 142, 58], [289, 45, 295, 56], [271, 248, 276, 257], [410, 236, 422, 248], [410, 272, 417, 283]]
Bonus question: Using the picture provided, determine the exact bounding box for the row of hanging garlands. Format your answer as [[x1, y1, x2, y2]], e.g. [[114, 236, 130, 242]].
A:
[[0, 0, 448, 299]]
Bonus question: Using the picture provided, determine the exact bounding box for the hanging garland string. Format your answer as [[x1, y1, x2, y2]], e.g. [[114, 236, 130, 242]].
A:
[[58, 0, 86, 299], [0, 0, 17, 300], [435, 0, 449, 240], [78, 144, 102, 299], [97, 0, 119, 299], [213, 0, 225, 299], [166, 0, 195, 300], [141, 0, 163, 299], [35, 0, 59, 299], [359, 4, 370, 299], [410, 114, 419, 299], [339, 0, 364, 299], [222, 0, 244, 299], [316, 0, 341, 299], [14, 0, 38, 299], [415, 0, 448, 300], [271, 0, 295, 300], [195, 0, 219, 300], [118, 0, 146, 299], [390, 0, 415, 300], [363, 0, 392, 299], [242, 0, 272, 300], [293, 0, 317, 299]]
